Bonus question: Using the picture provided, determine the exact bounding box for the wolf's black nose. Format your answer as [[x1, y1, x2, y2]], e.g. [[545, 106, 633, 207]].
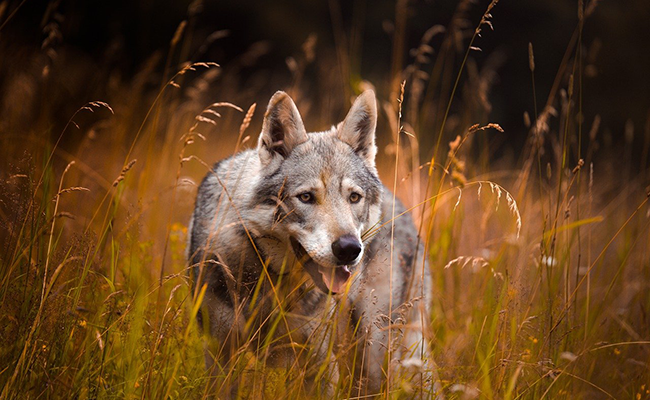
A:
[[332, 234, 362, 264]]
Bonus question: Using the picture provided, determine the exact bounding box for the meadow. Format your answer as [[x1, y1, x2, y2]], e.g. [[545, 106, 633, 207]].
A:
[[1, 0, 649, 398]]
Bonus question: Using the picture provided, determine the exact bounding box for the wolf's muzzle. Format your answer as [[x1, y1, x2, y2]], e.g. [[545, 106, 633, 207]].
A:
[[331, 234, 362, 264]]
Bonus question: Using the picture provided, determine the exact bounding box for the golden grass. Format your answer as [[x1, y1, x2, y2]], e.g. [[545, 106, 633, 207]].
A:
[[1, 0, 649, 398]]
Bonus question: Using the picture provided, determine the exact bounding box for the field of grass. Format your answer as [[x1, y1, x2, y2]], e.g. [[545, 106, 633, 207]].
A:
[[1, 0, 650, 398]]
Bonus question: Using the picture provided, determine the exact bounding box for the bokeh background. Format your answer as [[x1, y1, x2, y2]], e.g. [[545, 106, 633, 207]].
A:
[[2, 0, 650, 162]]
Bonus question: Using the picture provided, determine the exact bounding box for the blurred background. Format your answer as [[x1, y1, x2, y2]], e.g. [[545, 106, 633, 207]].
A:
[[2, 0, 650, 164]]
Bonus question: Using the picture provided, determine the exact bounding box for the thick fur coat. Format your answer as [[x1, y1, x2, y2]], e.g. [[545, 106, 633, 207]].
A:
[[188, 90, 440, 397]]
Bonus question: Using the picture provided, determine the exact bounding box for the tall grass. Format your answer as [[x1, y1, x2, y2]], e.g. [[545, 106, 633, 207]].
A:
[[1, 0, 649, 398]]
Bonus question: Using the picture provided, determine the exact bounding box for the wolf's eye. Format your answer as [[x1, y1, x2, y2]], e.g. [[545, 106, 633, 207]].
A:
[[349, 192, 362, 203], [298, 192, 315, 204]]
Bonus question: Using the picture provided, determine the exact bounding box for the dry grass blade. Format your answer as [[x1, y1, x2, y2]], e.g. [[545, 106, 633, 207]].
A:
[[57, 186, 90, 195], [112, 159, 137, 187]]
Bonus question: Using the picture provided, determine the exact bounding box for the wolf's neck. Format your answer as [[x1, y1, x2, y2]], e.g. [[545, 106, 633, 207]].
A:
[[251, 235, 296, 276]]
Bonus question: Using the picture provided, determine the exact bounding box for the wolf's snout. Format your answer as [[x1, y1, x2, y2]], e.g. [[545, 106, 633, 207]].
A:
[[332, 234, 362, 264]]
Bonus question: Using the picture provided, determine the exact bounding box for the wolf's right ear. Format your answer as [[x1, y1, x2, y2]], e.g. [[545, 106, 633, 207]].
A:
[[258, 91, 308, 166], [337, 90, 378, 168]]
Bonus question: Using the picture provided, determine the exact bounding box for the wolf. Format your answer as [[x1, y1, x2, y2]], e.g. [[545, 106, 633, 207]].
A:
[[187, 90, 441, 398]]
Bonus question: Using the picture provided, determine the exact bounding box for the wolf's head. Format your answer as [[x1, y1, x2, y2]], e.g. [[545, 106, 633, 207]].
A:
[[252, 90, 383, 294]]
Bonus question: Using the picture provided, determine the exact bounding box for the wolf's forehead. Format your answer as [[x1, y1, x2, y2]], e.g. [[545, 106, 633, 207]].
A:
[[284, 136, 369, 183]]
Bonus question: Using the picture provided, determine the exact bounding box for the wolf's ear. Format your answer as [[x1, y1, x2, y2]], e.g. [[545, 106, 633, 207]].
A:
[[337, 90, 378, 167], [258, 91, 308, 165]]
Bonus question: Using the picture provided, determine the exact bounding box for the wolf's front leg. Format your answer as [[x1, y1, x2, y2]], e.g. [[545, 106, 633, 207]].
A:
[[270, 305, 341, 397], [254, 341, 340, 398], [351, 294, 443, 398], [395, 307, 444, 399], [356, 312, 444, 399], [199, 291, 245, 399]]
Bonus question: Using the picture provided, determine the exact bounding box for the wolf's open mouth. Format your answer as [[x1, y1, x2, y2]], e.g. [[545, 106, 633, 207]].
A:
[[290, 237, 351, 294]]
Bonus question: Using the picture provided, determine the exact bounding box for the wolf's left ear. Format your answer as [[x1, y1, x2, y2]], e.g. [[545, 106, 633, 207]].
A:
[[338, 90, 378, 167], [258, 91, 308, 166]]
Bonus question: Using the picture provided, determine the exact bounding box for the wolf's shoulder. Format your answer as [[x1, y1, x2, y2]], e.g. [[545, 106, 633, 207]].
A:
[[197, 149, 258, 192], [378, 185, 419, 237], [198, 150, 257, 186], [193, 150, 256, 215], [379, 185, 408, 216]]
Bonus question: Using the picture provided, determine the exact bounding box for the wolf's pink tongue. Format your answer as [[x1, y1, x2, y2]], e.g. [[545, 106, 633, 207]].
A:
[[320, 266, 351, 293]]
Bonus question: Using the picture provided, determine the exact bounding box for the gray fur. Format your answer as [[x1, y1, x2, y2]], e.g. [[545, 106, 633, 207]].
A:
[[188, 90, 441, 398]]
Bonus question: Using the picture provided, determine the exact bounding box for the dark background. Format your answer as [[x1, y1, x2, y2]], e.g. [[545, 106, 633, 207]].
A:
[[1, 0, 649, 168]]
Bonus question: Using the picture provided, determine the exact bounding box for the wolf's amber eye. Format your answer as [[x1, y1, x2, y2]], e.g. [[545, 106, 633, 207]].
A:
[[349, 192, 362, 203], [298, 192, 314, 204]]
